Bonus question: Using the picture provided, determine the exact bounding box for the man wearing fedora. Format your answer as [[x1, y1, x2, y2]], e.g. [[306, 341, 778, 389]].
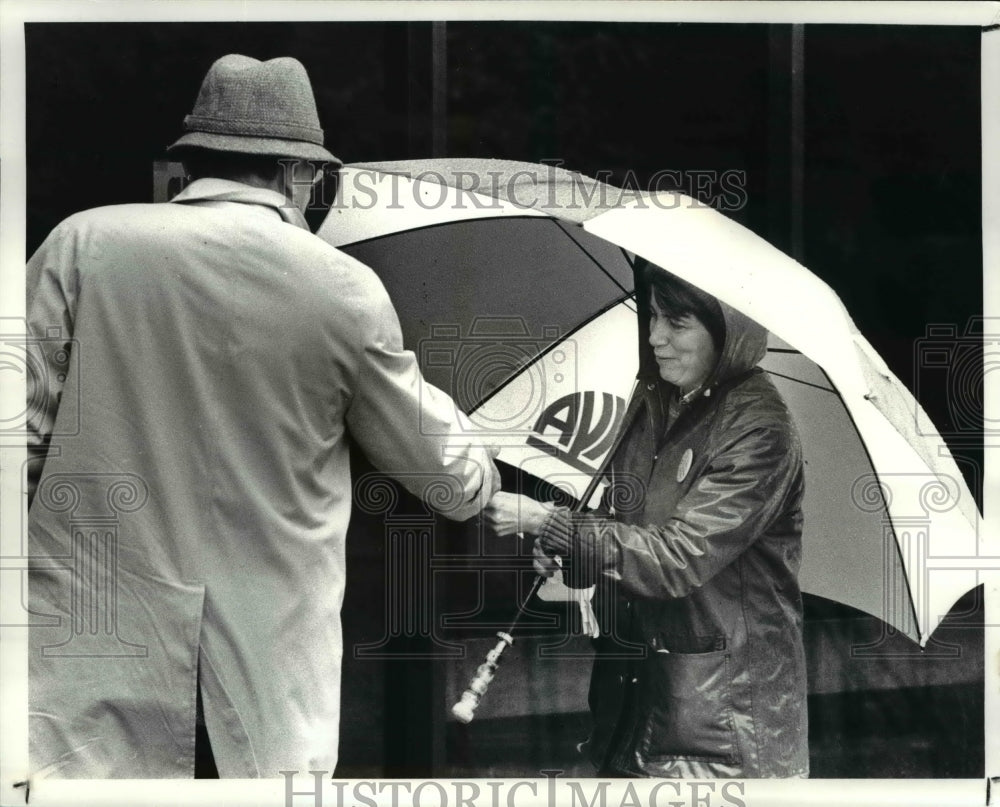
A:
[[26, 55, 500, 778]]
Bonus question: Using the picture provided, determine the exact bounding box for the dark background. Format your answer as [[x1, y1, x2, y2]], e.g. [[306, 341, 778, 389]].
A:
[[24, 22, 985, 778]]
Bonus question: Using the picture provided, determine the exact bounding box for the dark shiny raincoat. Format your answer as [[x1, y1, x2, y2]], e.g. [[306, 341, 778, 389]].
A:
[[539, 287, 808, 778]]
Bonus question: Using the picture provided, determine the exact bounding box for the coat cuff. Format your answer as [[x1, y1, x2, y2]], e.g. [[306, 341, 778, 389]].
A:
[[538, 507, 574, 555], [538, 508, 618, 589]]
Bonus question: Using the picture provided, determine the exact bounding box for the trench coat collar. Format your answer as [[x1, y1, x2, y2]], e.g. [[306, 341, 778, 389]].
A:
[[171, 177, 310, 231]]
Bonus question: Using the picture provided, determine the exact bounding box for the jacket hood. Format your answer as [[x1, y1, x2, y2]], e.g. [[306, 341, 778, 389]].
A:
[[635, 263, 768, 392]]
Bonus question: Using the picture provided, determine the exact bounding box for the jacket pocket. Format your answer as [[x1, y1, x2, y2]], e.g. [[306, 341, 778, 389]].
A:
[[636, 648, 741, 766]]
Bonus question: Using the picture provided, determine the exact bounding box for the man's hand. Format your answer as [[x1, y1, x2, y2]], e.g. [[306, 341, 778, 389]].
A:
[[483, 491, 553, 537]]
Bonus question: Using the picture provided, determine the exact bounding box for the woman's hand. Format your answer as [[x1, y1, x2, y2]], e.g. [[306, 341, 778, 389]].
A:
[[483, 491, 553, 537], [532, 539, 561, 578]]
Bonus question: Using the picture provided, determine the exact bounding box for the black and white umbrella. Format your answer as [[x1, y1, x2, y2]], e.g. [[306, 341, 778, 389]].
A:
[[319, 158, 980, 645]]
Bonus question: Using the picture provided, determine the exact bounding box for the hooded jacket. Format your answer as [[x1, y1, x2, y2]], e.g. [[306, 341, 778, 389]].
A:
[[25, 180, 499, 778], [538, 279, 808, 778]]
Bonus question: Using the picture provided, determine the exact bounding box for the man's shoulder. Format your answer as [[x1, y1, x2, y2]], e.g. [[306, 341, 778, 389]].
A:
[[58, 202, 352, 258], [33, 203, 170, 258], [47, 201, 385, 290], [47, 201, 197, 245], [54, 201, 162, 229]]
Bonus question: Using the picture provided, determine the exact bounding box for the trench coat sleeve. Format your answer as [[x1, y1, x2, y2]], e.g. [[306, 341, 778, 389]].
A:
[[24, 221, 80, 506], [345, 280, 500, 522], [538, 419, 801, 598]]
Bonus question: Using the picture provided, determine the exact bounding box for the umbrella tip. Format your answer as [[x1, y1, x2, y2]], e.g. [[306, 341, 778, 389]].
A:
[[451, 695, 476, 724]]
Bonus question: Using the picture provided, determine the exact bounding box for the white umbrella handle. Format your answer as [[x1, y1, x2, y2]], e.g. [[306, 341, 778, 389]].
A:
[[451, 631, 513, 724]]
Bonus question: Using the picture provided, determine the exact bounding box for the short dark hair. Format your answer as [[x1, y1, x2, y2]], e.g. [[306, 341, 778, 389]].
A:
[[175, 147, 287, 182], [638, 258, 726, 351]]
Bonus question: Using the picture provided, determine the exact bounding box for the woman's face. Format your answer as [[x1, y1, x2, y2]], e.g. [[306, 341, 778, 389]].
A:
[[648, 292, 719, 393]]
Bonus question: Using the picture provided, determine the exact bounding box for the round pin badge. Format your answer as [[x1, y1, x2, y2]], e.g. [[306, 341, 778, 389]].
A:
[[677, 448, 693, 482]]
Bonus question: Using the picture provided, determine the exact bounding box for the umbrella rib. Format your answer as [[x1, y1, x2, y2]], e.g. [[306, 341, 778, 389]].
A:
[[762, 369, 836, 393], [550, 219, 634, 299]]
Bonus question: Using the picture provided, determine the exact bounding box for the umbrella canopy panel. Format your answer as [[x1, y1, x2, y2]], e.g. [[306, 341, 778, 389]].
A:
[[336, 215, 913, 639], [760, 351, 913, 634], [341, 217, 634, 413]]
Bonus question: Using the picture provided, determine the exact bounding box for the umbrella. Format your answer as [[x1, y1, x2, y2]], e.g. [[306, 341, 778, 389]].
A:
[[318, 158, 981, 645]]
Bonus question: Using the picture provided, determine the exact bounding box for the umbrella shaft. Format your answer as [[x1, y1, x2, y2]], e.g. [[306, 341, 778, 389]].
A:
[[505, 574, 545, 634]]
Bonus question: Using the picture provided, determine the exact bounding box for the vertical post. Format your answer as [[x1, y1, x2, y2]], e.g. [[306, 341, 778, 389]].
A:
[[766, 24, 805, 262], [789, 24, 805, 263], [403, 21, 448, 158], [431, 21, 448, 158], [406, 23, 427, 155]]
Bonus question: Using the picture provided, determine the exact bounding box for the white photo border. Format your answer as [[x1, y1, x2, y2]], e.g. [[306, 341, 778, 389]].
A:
[[2, 2, 997, 805]]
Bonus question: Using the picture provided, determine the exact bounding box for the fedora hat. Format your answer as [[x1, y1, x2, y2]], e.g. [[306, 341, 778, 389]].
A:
[[167, 54, 341, 165]]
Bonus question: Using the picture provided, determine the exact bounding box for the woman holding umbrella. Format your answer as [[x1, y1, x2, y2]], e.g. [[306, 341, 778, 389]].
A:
[[485, 259, 809, 778]]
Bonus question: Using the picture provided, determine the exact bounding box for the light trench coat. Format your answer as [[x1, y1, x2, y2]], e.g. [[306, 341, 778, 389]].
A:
[[26, 179, 499, 778]]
